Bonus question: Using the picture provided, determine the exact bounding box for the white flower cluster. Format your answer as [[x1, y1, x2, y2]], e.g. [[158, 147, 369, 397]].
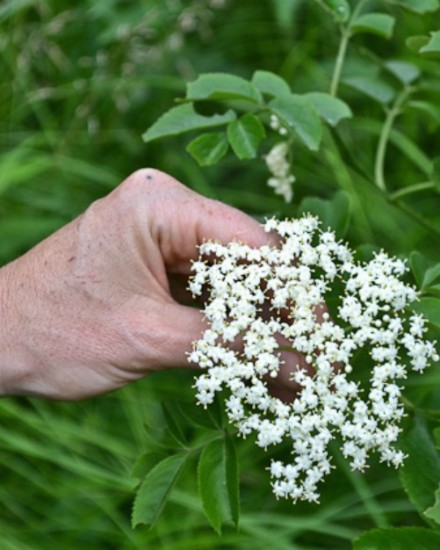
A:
[[188, 216, 438, 503], [265, 141, 295, 204]]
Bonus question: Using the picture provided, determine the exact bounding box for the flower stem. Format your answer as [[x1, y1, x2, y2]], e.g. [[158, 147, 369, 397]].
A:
[[374, 87, 412, 193]]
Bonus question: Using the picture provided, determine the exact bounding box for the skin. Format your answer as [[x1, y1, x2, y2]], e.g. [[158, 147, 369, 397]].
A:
[[0, 168, 305, 400]]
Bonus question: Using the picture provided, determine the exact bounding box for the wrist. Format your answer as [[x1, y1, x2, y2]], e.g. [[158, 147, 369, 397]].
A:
[[0, 260, 37, 397]]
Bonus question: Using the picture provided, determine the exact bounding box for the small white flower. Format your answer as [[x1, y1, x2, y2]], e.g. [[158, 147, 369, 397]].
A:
[[188, 215, 438, 503]]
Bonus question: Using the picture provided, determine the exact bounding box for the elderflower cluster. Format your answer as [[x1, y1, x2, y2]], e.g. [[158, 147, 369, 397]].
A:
[[188, 215, 438, 503], [265, 142, 295, 203]]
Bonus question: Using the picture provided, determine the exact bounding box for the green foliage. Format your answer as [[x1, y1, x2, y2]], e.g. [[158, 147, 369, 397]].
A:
[[132, 453, 188, 529], [353, 527, 440, 549], [350, 13, 396, 39], [227, 114, 266, 160], [187, 132, 229, 166], [3, 0, 440, 548], [197, 435, 239, 534], [399, 417, 440, 517], [142, 104, 236, 144]]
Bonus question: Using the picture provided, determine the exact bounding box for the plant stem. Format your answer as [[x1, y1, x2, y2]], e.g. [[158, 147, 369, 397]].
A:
[[329, 0, 369, 97], [389, 181, 438, 202], [374, 87, 412, 193], [330, 27, 350, 97]]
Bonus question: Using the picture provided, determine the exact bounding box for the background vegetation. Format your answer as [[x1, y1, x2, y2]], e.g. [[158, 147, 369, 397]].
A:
[[1, 0, 440, 548]]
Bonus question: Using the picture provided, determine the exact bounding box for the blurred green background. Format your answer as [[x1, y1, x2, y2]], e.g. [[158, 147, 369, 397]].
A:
[[1, 1, 440, 548]]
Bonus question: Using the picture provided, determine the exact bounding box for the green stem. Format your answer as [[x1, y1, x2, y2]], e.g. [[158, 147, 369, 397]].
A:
[[329, 0, 369, 97], [389, 181, 438, 202], [374, 87, 413, 193], [330, 27, 350, 97]]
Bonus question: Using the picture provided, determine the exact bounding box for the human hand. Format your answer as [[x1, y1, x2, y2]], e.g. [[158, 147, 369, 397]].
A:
[[0, 168, 301, 400]]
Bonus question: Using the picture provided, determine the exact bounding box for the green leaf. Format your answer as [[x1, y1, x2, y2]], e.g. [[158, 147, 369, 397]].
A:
[[406, 35, 431, 52], [351, 13, 395, 39], [142, 103, 236, 143], [269, 94, 322, 151], [407, 32, 440, 57], [316, 0, 351, 22], [425, 264, 440, 288], [298, 191, 351, 238], [354, 527, 440, 549], [132, 453, 187, 528], [251, 70, 291, 98], [394, 0, 440, 14], [198, 436, 240, 533], [304, 92, 352, 126], [343, 75, 396, 104], [425, 483, 440, 524], [412, 297, 440, 330], [410, 250, 429, 288], [186, 132, 229, 166], [384, 60, 421, 84], [227, 113, 265, 160], [399, 417, 440, 517], [420, 31, 440, 55], [186, 73, 262, 103]]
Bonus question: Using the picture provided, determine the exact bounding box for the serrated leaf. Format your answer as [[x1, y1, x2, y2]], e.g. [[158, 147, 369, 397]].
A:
[[186, 73, 262, 104], [305, 92, 352, 126], [132, 453, 187, 528], [412, 297, 440, 329], [351, 13, 395, 39], [251, 70, 291, 98], [142, 103, 236, 143], [343, 75, 396, 104], [186, 132, 229, 166], [227, 113, 265, 160], [198, 436, 240, 534], [395, 0, 440, 14], [425, 484, 440, 524], [385, 60, 421, 84], [298, 190, 352, 238], [317, 0, 351, 22], [269, 94, 322, 151], [354, 527, 440, 549], [399, 417, 440, 517]]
